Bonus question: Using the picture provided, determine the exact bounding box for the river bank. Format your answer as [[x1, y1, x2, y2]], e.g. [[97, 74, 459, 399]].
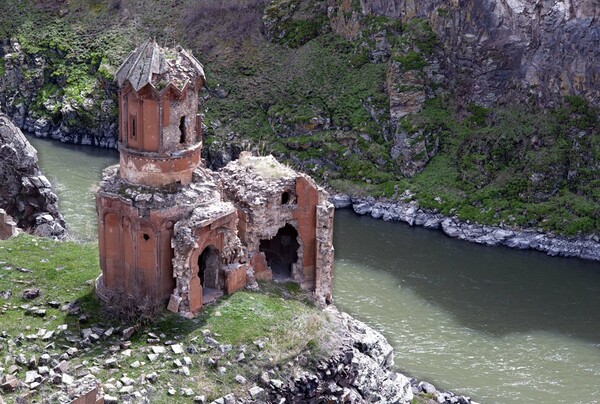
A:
[[331, 194, 600, 262], [11, 129, 600, 402]]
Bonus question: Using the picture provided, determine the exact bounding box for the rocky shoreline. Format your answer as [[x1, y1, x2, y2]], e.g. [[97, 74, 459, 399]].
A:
[[295, 306, 478, 404], [0, 300, 475, 404], [331, 194, 600, 262]]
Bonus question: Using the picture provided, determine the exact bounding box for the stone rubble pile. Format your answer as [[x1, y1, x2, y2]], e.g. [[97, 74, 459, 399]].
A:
[[1, 285, 478, 404], [332, 194, 600, 262]]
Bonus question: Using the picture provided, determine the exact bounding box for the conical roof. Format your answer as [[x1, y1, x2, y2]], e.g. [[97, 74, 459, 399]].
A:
[[115, 38, 205, 93]]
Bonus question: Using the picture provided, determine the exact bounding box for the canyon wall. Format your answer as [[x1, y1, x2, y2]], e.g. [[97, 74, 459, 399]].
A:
[[356, 0, 599, 106]]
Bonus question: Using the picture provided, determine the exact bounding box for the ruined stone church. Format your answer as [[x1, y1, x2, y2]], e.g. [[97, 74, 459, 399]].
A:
[[95, 39, 334, 316]]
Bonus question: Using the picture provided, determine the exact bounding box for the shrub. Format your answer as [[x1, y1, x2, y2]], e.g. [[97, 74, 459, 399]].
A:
[[102, 277, 166, 325]]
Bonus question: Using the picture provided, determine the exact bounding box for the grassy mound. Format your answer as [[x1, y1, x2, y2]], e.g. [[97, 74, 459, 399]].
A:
[[0, 235, 332, 402]]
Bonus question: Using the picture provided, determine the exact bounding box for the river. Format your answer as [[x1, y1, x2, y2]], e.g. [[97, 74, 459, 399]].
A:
[[27, 136, 600, 403]]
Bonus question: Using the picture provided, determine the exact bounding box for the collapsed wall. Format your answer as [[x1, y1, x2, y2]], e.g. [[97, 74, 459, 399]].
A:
[[220, 153, 335, 306], [0, 113, 66, 238], [166, 153, 336, 317]]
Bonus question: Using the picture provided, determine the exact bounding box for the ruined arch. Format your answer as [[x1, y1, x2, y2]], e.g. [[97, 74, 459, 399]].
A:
[[259, 224, 300, 280], [199, 245, 220, 288], [197, 245, 223, 304]]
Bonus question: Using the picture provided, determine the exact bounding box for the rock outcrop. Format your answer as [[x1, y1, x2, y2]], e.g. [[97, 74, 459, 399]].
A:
[[259, 306, 477, 404], [0, 114, 66, 238], [335, 193, 600, 262], [0, 39, 118, 148], [357, 0, 599, 107], [260, 306, 415, 403]]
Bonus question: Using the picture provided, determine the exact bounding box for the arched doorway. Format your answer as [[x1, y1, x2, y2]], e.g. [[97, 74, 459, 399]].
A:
[[198, 245, 222, 303], [259, 224, 299, 280]]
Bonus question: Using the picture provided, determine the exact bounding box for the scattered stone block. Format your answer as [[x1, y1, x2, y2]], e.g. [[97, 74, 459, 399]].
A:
[[120, 376, 135, 386], [181, 387, 194, 396], [25, 370, 41, 384], [104, 358, 118, 368], [151, 346, 166, 354], [167, 295, 182, 313], [7, 364, 20, 375], [146, 372, 158, 383], [1, 375, 20, 392], [22, 288, 40, 300], [104, 395, 118, 404], [61, 373, 74, 385], [249, 386, 265, 400], [42, 331, 54, 341], [270, 379, 283, 389], [122, 326, 136, 340]]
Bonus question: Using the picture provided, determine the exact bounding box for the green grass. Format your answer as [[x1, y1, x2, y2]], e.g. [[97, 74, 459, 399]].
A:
[[0, 234, 101, 335], [390, 97, 600, 235], [0, 234, 331, 402]]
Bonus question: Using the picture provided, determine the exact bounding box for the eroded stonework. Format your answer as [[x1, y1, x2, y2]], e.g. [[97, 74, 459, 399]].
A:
[[96, 40, 334, 316]]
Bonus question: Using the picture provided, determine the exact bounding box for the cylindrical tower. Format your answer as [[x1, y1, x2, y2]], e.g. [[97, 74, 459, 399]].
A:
[[96, 39, 206, 303], [115, 38, 205, 187]]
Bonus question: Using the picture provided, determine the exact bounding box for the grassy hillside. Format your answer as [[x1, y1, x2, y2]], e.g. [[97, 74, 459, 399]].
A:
[[0, 0, 598, 235], [0, 234, 331, 402]]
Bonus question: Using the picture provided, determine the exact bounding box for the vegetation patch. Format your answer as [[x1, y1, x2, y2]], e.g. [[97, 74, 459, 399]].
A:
[[0, 0, 597, 236], [0, 235, 331, 402]]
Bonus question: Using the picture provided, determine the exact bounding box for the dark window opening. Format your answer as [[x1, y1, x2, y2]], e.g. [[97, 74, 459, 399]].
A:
[[142, 233, 150, 241], [259, 224, 299, 280], [281, 192, 290, 204], [131, 117, 137, 139], [198, 246, 222, 304], [179, 116, 186, 144]]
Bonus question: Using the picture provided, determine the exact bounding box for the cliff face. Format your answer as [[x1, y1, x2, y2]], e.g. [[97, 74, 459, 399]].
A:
[[0, 38, 119, 148], [0, 114, 66, 238], [0, 0, 597, 237], [357, 0, 599, 107]]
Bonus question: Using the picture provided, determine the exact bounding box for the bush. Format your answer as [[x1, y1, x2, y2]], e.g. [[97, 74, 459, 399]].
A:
[[102, 277, 166, 325]]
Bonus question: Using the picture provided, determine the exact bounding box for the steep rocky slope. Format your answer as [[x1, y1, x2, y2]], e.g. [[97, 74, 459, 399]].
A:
[[357, 0, 599, 107], [0, 114, 65, 238], [0, 0, 597, 236]]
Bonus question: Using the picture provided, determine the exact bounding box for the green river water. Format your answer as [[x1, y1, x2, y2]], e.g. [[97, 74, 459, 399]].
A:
[[27, 135, 600, 403]]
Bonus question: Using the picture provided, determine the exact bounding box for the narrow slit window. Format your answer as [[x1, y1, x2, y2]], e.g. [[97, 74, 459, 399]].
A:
[[179, 116, 186, 144], [131, 117, 137, 139], [281, 192, 290, 204]]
